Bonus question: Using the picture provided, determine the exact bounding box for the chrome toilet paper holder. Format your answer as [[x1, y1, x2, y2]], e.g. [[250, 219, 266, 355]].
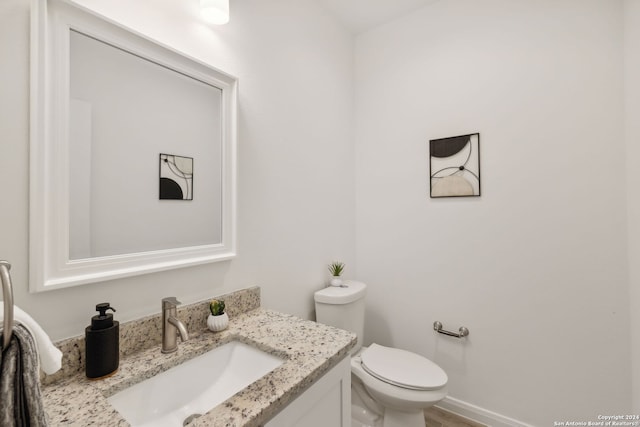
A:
[[433, 321, 469, 338]]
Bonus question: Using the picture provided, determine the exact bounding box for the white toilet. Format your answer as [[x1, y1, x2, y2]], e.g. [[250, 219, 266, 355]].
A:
[[314, 280, 447, 427]]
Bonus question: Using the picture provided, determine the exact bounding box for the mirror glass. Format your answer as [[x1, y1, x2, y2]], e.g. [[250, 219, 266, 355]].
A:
[[30, 0, 237, 292], [68, 30, 223, 259]]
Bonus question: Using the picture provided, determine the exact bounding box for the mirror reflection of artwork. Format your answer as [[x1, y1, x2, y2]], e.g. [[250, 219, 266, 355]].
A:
[[429, 133, 481, 198], [159, 154, 194, 200]]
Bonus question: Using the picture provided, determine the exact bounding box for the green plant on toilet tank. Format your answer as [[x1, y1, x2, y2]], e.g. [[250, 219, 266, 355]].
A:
[[328, 261, 345, 287], [207, 299, 229, 332]]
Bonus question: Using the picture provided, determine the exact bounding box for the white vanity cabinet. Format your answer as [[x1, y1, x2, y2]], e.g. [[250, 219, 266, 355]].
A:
[[265, 356, 351, 427]]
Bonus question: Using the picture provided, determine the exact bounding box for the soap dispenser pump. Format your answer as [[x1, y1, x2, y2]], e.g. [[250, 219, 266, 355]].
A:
[[85, 303, 119, 379]]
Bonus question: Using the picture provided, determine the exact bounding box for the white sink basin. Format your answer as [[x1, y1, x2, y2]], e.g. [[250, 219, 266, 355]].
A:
[[107, 341, 284, 427]]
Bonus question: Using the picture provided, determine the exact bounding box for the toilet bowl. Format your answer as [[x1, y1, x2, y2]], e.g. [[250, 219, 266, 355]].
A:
[[314, 281, 448, 427], [350, 344, 447, 427]]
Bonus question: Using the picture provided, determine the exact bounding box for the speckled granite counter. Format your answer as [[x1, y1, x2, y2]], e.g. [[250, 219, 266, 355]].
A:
[[42, 305, 356, 426]]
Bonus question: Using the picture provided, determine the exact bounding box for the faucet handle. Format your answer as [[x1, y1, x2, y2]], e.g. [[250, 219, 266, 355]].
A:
[[162, 297, 181, 308]]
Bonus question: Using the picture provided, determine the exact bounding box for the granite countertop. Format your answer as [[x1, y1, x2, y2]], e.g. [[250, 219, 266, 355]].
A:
[[42, 308, 356, 427]]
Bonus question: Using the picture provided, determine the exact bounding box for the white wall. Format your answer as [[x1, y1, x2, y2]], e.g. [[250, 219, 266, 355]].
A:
[[0, 0, 355, 340], [624, 0, 640, 414], [355, 0, 631, 425]]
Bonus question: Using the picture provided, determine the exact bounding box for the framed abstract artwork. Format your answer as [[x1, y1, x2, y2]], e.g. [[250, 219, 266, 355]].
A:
[[159, 153, 194, 200], [429, 133, 481, 198]]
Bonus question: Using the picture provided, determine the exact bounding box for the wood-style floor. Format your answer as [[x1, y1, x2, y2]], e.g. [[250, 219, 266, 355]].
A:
[[425, 407, 487, 427]]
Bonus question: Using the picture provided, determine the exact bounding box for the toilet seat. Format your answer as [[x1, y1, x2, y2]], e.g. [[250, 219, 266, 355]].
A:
[[360, 344, 447, 391], [351, 348, 448, 413]]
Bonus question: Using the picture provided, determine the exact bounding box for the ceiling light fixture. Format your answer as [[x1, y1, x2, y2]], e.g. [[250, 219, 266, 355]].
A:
[[200, 0, 230, 25]]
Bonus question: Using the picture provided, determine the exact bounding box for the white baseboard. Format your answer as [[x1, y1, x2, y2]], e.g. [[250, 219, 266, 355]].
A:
[[436, 396, 536, 427]]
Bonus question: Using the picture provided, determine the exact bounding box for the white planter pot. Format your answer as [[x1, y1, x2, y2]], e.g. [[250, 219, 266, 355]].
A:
[[329, 277, 343, 287], [207, 312, 229, 332]]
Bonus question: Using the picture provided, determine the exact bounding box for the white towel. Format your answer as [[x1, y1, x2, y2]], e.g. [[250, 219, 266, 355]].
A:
[[0, 305, 62, 375]]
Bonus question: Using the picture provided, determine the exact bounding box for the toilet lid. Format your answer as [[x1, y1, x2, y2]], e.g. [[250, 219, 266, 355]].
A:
[[360, 343, 448, 391]]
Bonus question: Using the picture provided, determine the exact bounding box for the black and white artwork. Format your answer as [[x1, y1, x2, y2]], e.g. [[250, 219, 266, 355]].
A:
[[159, 153, 193, 200], [429, 133, 480, 198]]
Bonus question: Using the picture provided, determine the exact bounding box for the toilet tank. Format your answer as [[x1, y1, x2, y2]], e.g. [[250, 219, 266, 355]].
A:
[[314, 280, 366, 355]]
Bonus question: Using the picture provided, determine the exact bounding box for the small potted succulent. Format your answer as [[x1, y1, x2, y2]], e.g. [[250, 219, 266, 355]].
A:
[[207, 299, 229, 332], [327, 261, 345, 287]]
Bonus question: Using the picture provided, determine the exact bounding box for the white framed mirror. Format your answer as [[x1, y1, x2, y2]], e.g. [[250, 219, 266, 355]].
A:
[[30, 0, 237, 292]]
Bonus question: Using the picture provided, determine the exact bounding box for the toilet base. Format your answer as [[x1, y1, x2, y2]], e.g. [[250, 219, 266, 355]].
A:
[[382, 407, 425, 427], [352, 402, 380, 427], [351, 402, 427, 427], [352, 379, 427, 427], [352, 380, 382, 427]]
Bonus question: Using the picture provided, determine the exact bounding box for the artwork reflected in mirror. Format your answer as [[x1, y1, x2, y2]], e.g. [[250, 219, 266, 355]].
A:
[[429, 133, 481, 198], [64, 23, 228, 261], [160, 154, 194, 200], [67, 30, 223, 259]]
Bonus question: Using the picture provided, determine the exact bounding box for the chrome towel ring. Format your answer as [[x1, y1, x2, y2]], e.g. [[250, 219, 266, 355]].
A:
[[1, 260, 15, 349]]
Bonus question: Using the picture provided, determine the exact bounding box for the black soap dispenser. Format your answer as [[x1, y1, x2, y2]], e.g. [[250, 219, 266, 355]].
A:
[[85, 303, 119, 379]]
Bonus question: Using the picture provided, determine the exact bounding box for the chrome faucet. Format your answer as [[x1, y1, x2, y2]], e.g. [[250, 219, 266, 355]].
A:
[[161, 297, 189, 353]]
